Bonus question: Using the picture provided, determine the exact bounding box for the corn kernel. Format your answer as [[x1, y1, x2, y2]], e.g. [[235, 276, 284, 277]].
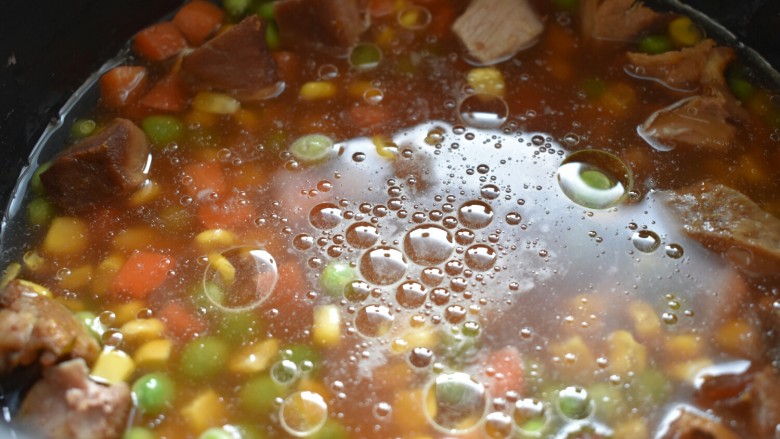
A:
[[664, 334, 702, 360], [184, 110, 218, 128], [628, 300, 661, 341], [181, 389, 226, 434], [467, 67, 506, 97], [229, 338, 279, 374], [91, 348, 135, 384], [392, 326, 437, 353], [194, 92, 240, 115], [312, 305, 341, 348], [394, 390, 429, 432], [668, 17, 702, 47], [90, 253, 125, 295], [43, 217, 89, 256], [121, 318, 165, 344], [667, 357, 712, 383], [208, 252, 236, 286], [375, 26, 396, 48], [59, 264, 93, 291], [299, 81, 337, 100], [129, 180, 161, 206], [111, 301, 145, 326], [348, 80, 373, 99], [715, 319, 759, 357], [236, 108, 261, 130], [297, 379, 330, 399], [133, 338, 173, 369], [22, 251, 45, 272], [549, 335, 596, 374], [113, 227, 159, 252], [17, 279, 52, 297], [372, 135, 398, 159], [194, 229, 237, 252], [607, 330, 647, 375], [1, 263, 21, 289]]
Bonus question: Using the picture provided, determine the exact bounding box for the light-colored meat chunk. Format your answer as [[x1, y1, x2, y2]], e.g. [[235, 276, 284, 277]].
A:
[[16, 358, 131, 439], [665, 182, 780, 275], [628, 39, 716, 89], [638, 94, 737, 151], [0, 280, 99, 373], [453, 0, 544, 65], [274, 0, 369, 50], [658, 407, 743, 439], [581, 0, 661, 42]]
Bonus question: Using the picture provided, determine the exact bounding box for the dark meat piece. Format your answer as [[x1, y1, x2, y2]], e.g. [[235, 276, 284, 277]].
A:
[[0, 280, 99, 373], [665, 182, 780, 275], [182, 15, 277, 92], [627, 39, 717, 89], [581, 0, 661, 42], [16, 358, 131, 439], [274, 0, 369, 50], [452, 0, 544, 65], [40, 118, 149, 212], [749, 367, 780, 437], [658, 407, 742, 439]]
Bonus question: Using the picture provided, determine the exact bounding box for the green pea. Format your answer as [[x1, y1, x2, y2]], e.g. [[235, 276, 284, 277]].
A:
[[290, 134, 335, 165], [553, 0, 579, 11], [557, 386, 592, 420], [179, 337, 229, 380], [198, 428, 235, 439], [131, 373, 176, 414], [141, 115, 184, 146], [728, 76, 755, 102], [283, 344, 321, 373], [240, 374, 287, 414], [123, 426, 157, 439], [70, 119, 97, 139], [27, 198, 54, 226], [638, 35, 673, 55], [265, 21, 280, 51], [309, 419, 349, 439], [580, 169, 612, 190], [30, 162, 52, 195], [217, 310, 262, 344], [74, 311, 105, 341], [255, 1, 276, 20], [349, 43, 382, 70], [223, 0, 252, 16], [319, 261, 356, 297], [582, 78, 606, 100]]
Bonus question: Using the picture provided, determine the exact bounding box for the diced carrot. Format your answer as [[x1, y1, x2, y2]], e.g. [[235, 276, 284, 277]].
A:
[[173, 0, 225, 46], [262, 261, 312, 320], [370, 0, 395, 17], [110, 251, 173, 299], [484, 346, 523, 398], [100, 66, 149, 109], [139, 71, 188, 112], [349, 105, 390, 130], [272, 51, 301, 84], [183, 162, 227, 199], [134, 22, 188, 61], [196, 197, 256, 230], [158, 301, 207, 341]]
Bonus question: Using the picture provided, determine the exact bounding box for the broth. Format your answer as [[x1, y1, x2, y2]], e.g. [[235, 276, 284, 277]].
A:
[[1, 0, 779, 438]]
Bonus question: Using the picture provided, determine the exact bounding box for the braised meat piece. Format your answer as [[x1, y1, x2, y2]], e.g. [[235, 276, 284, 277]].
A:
[[40, 118, 149, 212], [639, 94, 737, 151], [16, 358, 131, 439], [658, 407, 742, 439], [452, 0, 544, 65], [182, 15, 277, 92], [628, 39, 717, 89], [0, 280, 99, 373], [274, 0, 369, 50], [665, 182, 780, 275], [581, 0, 661, 42]]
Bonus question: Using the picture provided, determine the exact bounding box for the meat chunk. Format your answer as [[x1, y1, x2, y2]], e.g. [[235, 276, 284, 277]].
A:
[[748, 367, 780, 437], [452, 0, 544, 65], [0, 280, 99, 373], [665, 182, 780, 275], [658, 407, 742, 439], [628, 39, 716, 89], [40, 118, 149, 211], [182, 15, 277, 92], [274, 0, 369, 50], [16, 358, 131, 439], [581, 0, 661, 42], [638, 94, 737, 151]]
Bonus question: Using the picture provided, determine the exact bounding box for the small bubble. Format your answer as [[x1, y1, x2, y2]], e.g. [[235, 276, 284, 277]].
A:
[[664, 243, 684, 259], [409, 347, 434, 368], [279, 391, 328, 437], [632, 230, 661, 253], [352, 152, 367, 162], [480, 184, 501, 200], [505, 212, 521, 225], [662, 312, 678, 325], [293, 233, 315, 251], [355, 305, 394, 337]]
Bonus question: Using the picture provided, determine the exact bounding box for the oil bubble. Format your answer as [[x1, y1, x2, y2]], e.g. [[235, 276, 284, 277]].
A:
[[360, 246, 407, 285], [424, 372, 487, 434], [279, 391, 328, 437], [664, 243, 684, 259], [409, 347, 434, 368], [458, 200, 494, 229], [458, 94, 509, 129], [421, 267, 444, 286], [480, 184, 501, 200], [203, 247, 278, 311], [293, 233, 315, 251], [484, 411, 513, 438], [632, 230, 661, 253], [464, 244, 497, 271], [355, 304, 394, 337], [404, 224, 455, 265], [309, 203, 342, 229], [396, 281, 427, 308], [346, 222, 379, 249], [557, 149, 633, 209]]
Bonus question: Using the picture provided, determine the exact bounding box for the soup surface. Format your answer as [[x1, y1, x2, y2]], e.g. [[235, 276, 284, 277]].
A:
[[1, 0, 780, 438]]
